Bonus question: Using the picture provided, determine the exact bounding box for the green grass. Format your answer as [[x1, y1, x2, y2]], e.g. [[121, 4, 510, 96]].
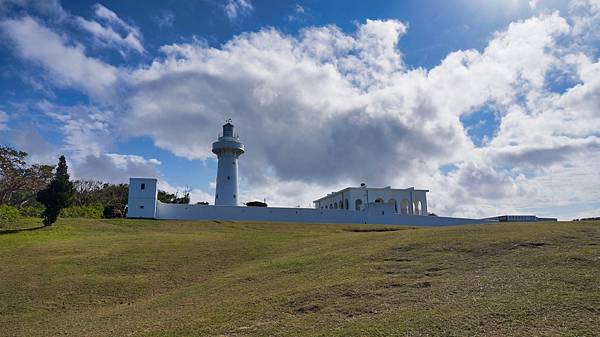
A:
[[1, 218, 599, 336]]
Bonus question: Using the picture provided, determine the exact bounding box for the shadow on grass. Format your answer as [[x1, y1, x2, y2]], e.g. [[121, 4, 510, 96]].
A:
[[344, 228, 409, 233], [0, 225, 47, 235]]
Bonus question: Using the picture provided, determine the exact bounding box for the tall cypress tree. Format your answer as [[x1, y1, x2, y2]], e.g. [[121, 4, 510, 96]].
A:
[[36, 155, 75, 226]]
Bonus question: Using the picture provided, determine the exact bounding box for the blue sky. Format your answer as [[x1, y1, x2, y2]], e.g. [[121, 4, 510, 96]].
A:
[[1, 0, 599, 219]]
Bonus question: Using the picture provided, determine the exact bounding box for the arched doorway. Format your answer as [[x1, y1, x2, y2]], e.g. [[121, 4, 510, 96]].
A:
[[400, 199, 410, 215], [389, 199, 397, 212], [375, 197, 384, 203], [355, 199, 363, 211], [414, 200, 421, 215]]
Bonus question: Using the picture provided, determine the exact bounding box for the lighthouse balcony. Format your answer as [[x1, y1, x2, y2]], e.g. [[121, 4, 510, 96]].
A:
[[212, 139, 245, 154]]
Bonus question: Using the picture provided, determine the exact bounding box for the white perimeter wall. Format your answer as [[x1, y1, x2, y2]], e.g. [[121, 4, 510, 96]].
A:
[[155, 202, 487, 227]]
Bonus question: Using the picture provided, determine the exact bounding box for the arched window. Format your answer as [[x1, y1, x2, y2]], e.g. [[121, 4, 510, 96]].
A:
[[345, 199, 349, 209], [330, 203, 333, 209], [355, 199, 363, 211], [389, 199, 397, 212], [375, 198, 384, 203], [400, 199, 410, 215], [334, 202, 338, 209]]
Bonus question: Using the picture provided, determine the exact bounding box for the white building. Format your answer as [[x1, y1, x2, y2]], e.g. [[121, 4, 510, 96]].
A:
[[127, 178, 158, 218], [126, 120, 489, 227], [313, 184, 428, 215]]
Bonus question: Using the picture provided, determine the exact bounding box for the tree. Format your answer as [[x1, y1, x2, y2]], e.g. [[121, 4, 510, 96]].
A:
[[72, 180, 128, 210], [158, 188, 190, 204], [0, 146, 53, 207], [36, 156, 75, 226]]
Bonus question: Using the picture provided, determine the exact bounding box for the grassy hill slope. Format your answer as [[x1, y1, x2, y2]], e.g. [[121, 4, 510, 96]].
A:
[[1, 219, 599, 336]]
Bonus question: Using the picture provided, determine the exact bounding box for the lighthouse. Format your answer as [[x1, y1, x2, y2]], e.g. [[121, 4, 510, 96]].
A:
[[212, 119, 245, 206]]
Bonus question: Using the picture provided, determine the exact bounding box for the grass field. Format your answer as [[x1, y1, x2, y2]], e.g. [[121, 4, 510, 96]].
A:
[[1, 218, 599, 336]]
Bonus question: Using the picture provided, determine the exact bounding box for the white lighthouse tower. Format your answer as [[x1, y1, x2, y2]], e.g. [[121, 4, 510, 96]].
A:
[[212, 119, 245, 206]]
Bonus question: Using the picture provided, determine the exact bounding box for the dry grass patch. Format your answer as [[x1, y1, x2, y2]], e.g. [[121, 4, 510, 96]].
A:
[[1, 218, 599, 336]]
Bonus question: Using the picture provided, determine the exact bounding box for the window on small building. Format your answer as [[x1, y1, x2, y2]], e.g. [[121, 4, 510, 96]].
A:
[[227, 176, 230, 180], [140, 205, 144, 209], [141, 183, 145, 190]]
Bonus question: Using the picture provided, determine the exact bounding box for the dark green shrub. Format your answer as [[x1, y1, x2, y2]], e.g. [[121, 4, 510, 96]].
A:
[[246, 201, 268, 207], [60, 204, 103, 218], [103, 205, 125, 219]]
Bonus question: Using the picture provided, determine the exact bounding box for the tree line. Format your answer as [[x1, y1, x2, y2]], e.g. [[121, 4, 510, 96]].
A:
[[0, 145, 196, 227]]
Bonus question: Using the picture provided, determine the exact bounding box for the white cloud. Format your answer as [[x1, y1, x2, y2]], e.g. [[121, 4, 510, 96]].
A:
[[287, 4, 306, 22], [157, 180, 213, 204], [152, 10, 175, 29], [11, 126, 57, 164], [76, 3, 144, 54], [73, 153, 161, 183], [1, 1, 143, 54], [0, 0, 68, 20], [92, 3, 139, 35], [122, 11, 600, 219], [36, 101, 114, 158], [224, 0, 254, 20], [19, 101, 164, 186], [0, 16, 119, 99], [529, 0, 540, 9], [76, 18, 144, 54], [3, 1, 600, 219]]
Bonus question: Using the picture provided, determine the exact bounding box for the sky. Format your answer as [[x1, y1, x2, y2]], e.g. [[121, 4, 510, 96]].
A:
[[1, 0, 599, 220]]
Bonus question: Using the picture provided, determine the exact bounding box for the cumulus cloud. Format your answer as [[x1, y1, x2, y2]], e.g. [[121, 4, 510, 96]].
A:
[[0, 16, 119, 99], [122, 11, 600, 218], [3, 0, 600, 219], [224, 0, 253, 20]]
